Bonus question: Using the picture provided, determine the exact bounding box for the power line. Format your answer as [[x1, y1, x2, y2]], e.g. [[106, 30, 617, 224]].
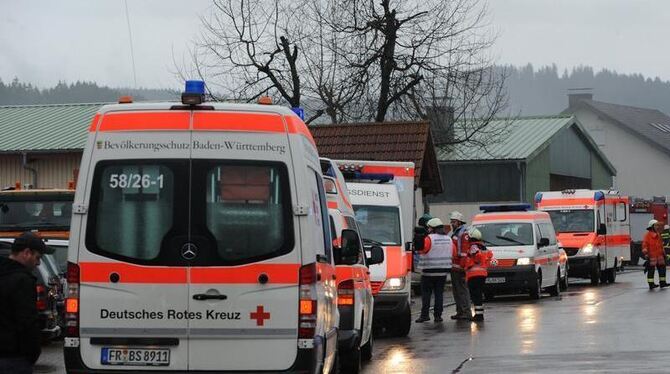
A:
[[124, 0, 138, 88]]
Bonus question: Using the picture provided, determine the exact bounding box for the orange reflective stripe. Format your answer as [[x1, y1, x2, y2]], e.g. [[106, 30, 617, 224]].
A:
[[327, 201, 338, 209], [80, 262, 187, 283], [361, 165, 414, 177], [538, 198, 595, 207], [0, 231, 69, 240], [316, 262, 337, 283], [608, 235, 631, 246], [191, 264, 299, 284], [97, 112, 190, 132], [285, 115, 317, 148], [88, 113, 101, 131], [193, 112, 285, 132], [474, 213, 549, 222], [334, 179, 353, 211], [385, 246, 407, 278]]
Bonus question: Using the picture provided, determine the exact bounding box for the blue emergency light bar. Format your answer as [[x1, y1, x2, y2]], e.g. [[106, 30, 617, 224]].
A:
[[480, 203, 532, 213], [182, 80, 206, 105]]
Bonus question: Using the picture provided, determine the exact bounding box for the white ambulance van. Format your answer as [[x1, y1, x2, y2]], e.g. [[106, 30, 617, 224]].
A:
[[64, 81, 339, 373], [335, 161, 414, 337], [471, 204, 563, 300], [321, 158, 382, 373]]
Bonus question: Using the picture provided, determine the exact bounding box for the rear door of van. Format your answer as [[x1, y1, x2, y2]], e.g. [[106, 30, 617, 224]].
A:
[[78, 111, 192, 370], [187, 112, 300, 371]]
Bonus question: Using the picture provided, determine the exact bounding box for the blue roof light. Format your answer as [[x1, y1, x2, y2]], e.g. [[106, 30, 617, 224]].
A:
[[185, 80, 205, 95], [480, 203, 532, 213], [291, 107, 305, 120], [594, 191, 605, 201], [534, 192, 543, 203]]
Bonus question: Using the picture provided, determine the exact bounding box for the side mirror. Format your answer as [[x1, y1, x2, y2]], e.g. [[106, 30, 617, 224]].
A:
[[538, 237, 550, 247], [336, 229, 362, 266], [365, 245, 385, 266], [597, 223, 607, 235]]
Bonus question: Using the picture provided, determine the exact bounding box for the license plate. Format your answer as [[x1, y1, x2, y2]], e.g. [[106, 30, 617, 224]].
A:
[[101, 347, 170, 366], [486, 277, 505, 284]]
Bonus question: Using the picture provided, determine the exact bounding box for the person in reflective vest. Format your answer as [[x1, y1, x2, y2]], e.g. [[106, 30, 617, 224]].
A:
[[464, 228, 493, 322], [643, 219, 667, 289], [415, 218, 452, 323], [450, 211, 472, 320], [662, 224, 670, 262]]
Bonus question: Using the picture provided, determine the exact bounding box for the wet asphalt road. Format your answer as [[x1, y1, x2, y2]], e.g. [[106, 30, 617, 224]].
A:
[[36, 269, 664, 373]]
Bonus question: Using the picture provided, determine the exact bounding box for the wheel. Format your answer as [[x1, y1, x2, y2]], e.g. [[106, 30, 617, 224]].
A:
[[484, 291, 495, 301], [361, 329, 373, 362], [590, 258, 601, 286], [560, 267, 569, 292], [529, 271, 541, 300], [340, 344, 362, 374], [607, 262, 617, 283], [391, 302, 412, 337], [548, 270, 561, 297]]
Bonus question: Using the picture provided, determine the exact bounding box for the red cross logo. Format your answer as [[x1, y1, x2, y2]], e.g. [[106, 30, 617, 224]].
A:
[[250, 305, 271, 326]]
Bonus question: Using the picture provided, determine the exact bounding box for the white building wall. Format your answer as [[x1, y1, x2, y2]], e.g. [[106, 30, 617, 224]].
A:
[[574, 108, 670, 198]]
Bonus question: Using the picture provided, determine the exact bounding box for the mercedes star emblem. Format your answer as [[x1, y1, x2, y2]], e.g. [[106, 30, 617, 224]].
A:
[[181, 243, 198, 260]]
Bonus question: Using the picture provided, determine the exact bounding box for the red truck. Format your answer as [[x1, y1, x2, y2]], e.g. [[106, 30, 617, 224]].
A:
[[629, 197, 669, 265]]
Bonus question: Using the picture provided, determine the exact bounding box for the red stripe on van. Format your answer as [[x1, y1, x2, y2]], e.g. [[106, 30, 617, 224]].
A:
[[286, 116, 317, 148], [88, 114, 101, 131], [190, 264, 300, 284], [361, 165, 414, 177], [474, 213, 549, 222], [327, 201, 338, 209], [607, 235, 631, 246], [193, 112, 285, 133], [80, 262, 187, 283], [96, 112, 190, 132], [537, 198, 595, 207]]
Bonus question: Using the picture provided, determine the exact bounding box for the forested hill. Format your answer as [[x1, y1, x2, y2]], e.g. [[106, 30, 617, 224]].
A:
[[504, 64, 670, 116], [0, 79, 177, 105], [3, 66, 670, 117]]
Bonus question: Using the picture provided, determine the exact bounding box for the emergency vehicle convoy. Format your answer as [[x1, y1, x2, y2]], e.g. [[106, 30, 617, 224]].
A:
[[536, 189, 630, 285], [472, 204, 564, 299], [321, 158, 382, 373], [65, 81, 340, 373], [335, 160, 414, 337]]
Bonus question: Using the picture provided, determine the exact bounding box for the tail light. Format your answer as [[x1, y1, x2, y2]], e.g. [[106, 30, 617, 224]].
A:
[[35, 284, 47, 311], [298, 264, 318, 339], [337, 280, 354, 306], [65, 262, 80, 338]]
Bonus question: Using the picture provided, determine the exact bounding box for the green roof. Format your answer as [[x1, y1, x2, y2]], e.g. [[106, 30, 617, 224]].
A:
[[437, 115, 580, 161], [0, 103, 104, 152]]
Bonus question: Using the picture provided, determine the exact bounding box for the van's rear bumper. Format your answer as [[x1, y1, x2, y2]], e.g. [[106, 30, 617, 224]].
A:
[[64, 346, 315, 374], [483, 266, 536, 292]]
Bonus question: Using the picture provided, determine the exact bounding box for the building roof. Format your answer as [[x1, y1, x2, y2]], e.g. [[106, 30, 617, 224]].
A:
[[309, 121, 443, 194], [564, 99, 670, 156], [0, 103, 104, 153], [436, 115, 616, 173]]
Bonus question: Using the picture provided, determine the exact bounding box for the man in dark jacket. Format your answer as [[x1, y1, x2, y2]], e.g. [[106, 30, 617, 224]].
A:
[[0, 232, 53, 374]]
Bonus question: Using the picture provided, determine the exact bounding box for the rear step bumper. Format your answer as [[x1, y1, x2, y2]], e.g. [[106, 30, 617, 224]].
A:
[[64, 347, 315, 374]]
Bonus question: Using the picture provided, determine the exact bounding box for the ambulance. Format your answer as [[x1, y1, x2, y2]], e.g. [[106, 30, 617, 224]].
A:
[[536, 189, 630, 285], [64, 81, 339, 373], [471, 204, 563, 300], [321, 158, 382, 372], [335, 160, 414, 337]]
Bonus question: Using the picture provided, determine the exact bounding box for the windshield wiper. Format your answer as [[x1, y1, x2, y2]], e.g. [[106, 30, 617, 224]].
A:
[[495, 235, 527, 246], [362, 238, 384, 247]]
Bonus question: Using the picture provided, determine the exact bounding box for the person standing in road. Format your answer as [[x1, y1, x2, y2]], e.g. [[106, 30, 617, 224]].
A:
[[450, 211, 472, 320], [464, 228, 494, 322], [643, 220, 667, 290], [0, 232, 53, 374], [415, 218, 452, 323]]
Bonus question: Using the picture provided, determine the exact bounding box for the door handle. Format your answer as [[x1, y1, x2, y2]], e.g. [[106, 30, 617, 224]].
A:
[[193, 294, 228, 301]]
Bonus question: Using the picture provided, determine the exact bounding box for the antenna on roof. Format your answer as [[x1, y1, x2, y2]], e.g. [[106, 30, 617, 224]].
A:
[[124, 0, 138, 89]]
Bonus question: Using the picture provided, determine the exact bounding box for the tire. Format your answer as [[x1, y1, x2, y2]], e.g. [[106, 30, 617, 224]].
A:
[[361, 329, 373, 362], [607, 261, 617, 283], [560, 267, 569, 292], [391, 302, 412, 337], [529, 271, 541, 300], [590, 258, 601, 286], [548, 270, 561, 297], [340, 345, 362, 374]]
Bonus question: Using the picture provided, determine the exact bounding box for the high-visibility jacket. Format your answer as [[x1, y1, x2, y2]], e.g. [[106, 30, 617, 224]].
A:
[[662, 230, 670, 250], [451, 226, 470, 271], [643, 230, 665, 266], [464, 242, 493, 282], [418, 233, 452, 276]]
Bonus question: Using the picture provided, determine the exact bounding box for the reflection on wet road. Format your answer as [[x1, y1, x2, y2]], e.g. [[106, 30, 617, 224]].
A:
[[363, 270, 670, 373]]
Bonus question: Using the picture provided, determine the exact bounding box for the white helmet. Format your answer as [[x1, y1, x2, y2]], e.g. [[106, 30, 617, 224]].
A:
[[427, 218, 444, 228], [665, 225, 670, 230], [648, 219, 659, 229], [449, 211, 465, 222], [469, 228, 482, 240]]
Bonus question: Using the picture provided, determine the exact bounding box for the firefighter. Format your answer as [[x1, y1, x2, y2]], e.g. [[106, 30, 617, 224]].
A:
[[450, 211, 472, 320], [662, 224, 670, 262], [413, 213, 433, 252], [464, 228, 493, 322], [642, 219, 667, 289], [415, 218, 452, 323]]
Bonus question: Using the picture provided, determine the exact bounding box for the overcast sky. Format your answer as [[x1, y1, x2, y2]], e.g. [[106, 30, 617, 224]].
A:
[[1, 0, 668, 89]]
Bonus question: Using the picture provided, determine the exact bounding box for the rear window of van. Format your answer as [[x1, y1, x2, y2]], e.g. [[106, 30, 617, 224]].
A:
[[86, 160, 293, 266]]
